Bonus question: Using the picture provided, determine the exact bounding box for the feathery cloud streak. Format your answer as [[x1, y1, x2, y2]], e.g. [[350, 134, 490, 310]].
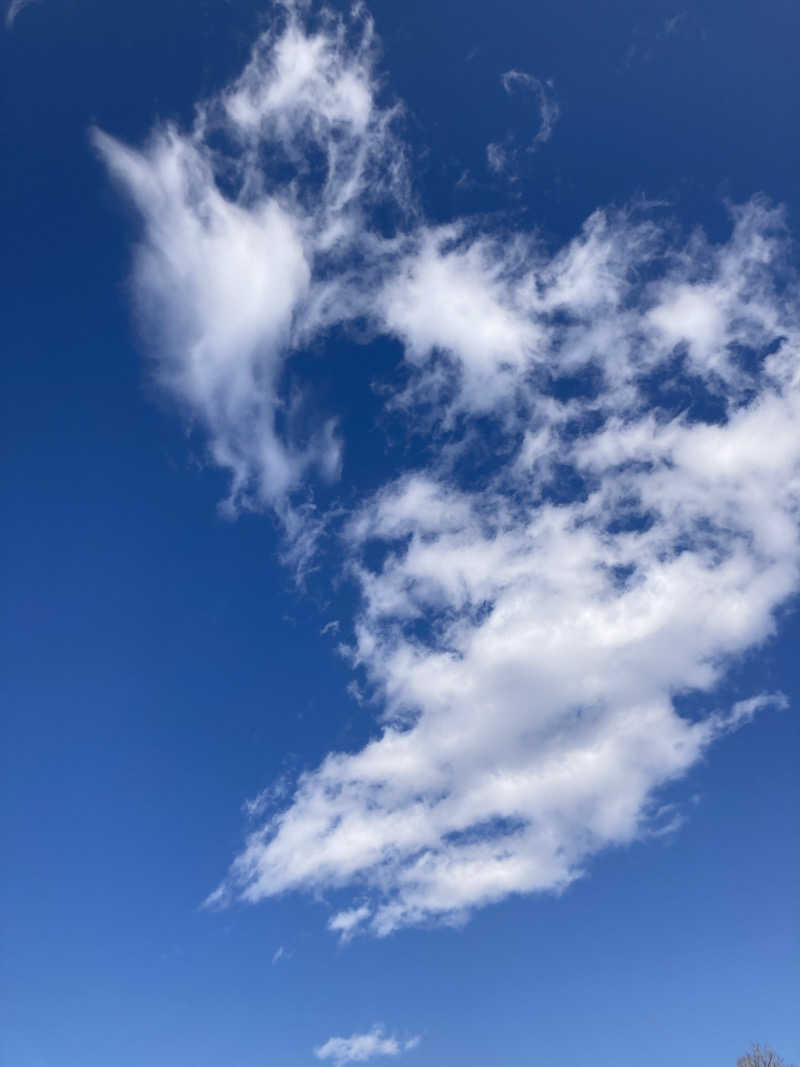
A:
[[5, 0, 38, 29], [98, 3, 800, 936], [94, 3, 407, 530], [487, 69, 560, 173]]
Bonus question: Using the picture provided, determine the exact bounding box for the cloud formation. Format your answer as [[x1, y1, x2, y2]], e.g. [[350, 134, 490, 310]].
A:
[[99, 3, 800, 936], [315, 1026, 419, 1066], [94, 2, 407, 548]]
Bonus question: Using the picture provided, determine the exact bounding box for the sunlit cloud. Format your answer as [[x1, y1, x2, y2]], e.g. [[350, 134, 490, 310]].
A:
[[100, 1, 800, 937], [315, 1026, 420, 1066]]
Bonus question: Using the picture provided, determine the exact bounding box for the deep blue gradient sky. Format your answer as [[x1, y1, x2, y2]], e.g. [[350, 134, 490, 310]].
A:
[[2, 2, 799, 1066]]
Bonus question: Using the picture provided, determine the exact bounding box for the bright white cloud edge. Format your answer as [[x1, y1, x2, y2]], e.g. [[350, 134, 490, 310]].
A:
[[96, 2, 800, 938]]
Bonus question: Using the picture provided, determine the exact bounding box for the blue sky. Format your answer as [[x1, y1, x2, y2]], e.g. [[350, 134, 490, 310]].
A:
[[2, 1, 799, 1065]]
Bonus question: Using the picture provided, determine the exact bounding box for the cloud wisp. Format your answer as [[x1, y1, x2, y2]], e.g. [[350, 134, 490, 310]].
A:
[[315, 1026, 420, 1066], [5, 0, 38, 29], [99, 3, 800, 937], [487, 69, 560, 174], [93, 1, 407, 559]]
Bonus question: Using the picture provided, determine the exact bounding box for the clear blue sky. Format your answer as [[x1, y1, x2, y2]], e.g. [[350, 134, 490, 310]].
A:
[[2, 2, 798, 1066]]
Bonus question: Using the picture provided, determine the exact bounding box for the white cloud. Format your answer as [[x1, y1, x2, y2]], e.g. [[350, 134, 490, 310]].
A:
[[95, 123, 317, 511], [486, 141, 508, 175], [315, 1026, 420, 1066], [242, 774, 291, 819], [378, 225, 541, 412], [93, 1, 407, 547], [328, 903, 371, 940], [100, 3, 800, 936], [211, 195, 800, 934]]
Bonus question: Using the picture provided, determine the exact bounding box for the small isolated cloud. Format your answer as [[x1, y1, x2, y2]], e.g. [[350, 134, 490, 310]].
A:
[[328, 904, 371, 940], [487, 70, 560, 174], [315, 1026, 420, 1066], [321, 619, 340, 637], [5, 0, 38, 28], [271, 945, 286, 964], [501, 70, 560, 145]]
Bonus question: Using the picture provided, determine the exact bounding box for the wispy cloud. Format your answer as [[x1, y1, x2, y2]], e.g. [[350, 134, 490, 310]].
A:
[[623, 10, 700, 69], [242, 774, 291, 820], [487, 69, 560, 174], [327, 904, 371, 941], [315, 1027, 420, 1066], [93, 1, 408, 557], [5, 0, 38, 29], [101, 2, 800, 938], [501, 69, 560, 145]]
